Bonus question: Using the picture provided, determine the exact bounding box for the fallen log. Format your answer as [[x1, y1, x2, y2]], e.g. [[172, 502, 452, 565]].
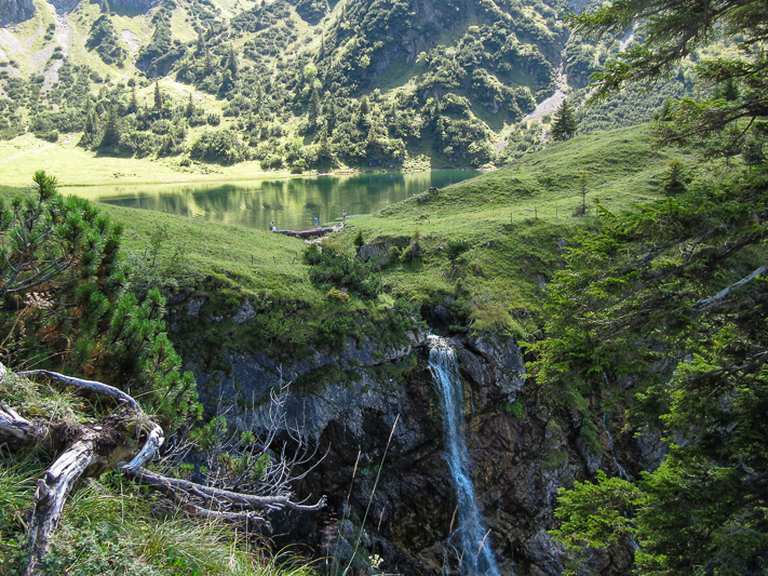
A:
[[24, 427, 104, 576], [0, 363, 326, 575]]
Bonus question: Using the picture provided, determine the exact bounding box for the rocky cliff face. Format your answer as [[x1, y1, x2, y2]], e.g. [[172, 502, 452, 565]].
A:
[[0, 0, 35, 25], [175, 297, 656, 574]]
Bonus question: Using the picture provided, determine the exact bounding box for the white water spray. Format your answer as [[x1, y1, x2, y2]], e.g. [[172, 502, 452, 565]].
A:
[[427, 335, 502, 576]]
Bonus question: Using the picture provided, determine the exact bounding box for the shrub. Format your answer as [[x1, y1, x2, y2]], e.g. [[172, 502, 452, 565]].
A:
[[446, 239, 470, 261], [305, 246, 380, 299], [400, 232, 422, 264], [326, 287, 351, 303], [34, 129, 59, 142], [189, 129, 248, 165], [663, 160, 686, 195]]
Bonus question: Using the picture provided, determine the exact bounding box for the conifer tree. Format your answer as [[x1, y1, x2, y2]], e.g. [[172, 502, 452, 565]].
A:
[[226, 45, 239, 79], [742, 134, 765, 168], [309, 86, 322, 130], [128, 86, 138, 114], [551, 99, 577, 141], [100, 106, 121, 149], [220, 70, 234, 95], [663, 159, 686, 195], [324, 97, 337, 132], [186, 92, 195, 118], [153, 81, 162, 111], [195, 29, 206, 56], [80, 101, 100, 148], [357, 96, 371, 133]]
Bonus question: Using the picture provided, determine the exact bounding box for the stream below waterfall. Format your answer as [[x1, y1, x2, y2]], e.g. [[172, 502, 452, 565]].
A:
[[427, 335, 502, 576]]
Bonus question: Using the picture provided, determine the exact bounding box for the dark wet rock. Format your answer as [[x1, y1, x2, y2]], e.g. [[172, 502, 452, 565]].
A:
[[182, 321, 583, 574], [172, 290, 649, 575], [233, 300, 256, 324]]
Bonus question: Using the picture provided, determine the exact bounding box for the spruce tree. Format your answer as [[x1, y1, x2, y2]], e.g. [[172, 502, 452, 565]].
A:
[[551, 99, 577, 141], [186, 92, 194, 118], [219, 70, 235, 95], [128, 86, 138, 114], [195, 29, 205, 56], [153, 81, 162, 111], [663, 159, 686, 195], [324, 97, 337, 132], [226, 45, 239, 79], [309, 86, 322, 129], [742, 135, 765, 168], [80, 101, 100, 148], [100, 106, 121, 149]]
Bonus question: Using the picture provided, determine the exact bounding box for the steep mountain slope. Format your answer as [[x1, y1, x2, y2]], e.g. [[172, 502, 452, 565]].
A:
[[0, 0, 583, 168]]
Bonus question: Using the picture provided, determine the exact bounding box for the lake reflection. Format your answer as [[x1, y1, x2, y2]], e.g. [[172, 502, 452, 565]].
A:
[[71, 170, 477, 231]]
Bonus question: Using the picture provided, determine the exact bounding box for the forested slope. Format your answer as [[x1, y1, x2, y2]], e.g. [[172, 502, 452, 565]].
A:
[[0, 0, 621, 170]]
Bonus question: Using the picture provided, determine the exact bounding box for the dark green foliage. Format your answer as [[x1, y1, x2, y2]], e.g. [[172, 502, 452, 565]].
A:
[[33, 129, 58, 142], [86, 15, 127, 66], [446, 239, 470, 262], [153, 81, 163, 110], [99, 106, 122, 150], [0, 172, 199, 429], [551, 99, 577, 141], [288, 0, 328, 24], [576, 76, 690, 135], [189, 129, 248, 165], [743, 129, 766, 167], [304, 245, 381, 299], [541, 166, 768, 574], [136, 6, 185, 77], [662, 159, 686, 195], [576, 0, 768, 149]]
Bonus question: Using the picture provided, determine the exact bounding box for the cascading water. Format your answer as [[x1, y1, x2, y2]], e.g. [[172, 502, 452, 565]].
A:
[[427, 335, 502, 576]]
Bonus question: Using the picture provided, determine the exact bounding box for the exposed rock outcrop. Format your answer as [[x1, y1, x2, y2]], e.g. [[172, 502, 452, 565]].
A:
[[0, 0, 35, 25], [172, 294, 655, 575], [180, 314, 563, 573]]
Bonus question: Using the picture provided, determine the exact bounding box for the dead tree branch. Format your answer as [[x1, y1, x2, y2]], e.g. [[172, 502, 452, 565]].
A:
[[0, 363, 326, 575], [694, 264, 767, 311], [23, 427, 104, 576]]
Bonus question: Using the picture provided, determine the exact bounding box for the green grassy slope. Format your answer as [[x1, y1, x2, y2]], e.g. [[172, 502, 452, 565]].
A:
[[83, 125, 693, 342], [333, 124, 689, 334], [2, 125, 689, 349]]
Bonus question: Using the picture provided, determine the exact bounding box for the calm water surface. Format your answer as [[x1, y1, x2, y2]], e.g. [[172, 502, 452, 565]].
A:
[[70, 170, 477, 231]]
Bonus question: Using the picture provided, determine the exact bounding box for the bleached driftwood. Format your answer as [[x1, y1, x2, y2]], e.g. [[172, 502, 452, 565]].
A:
[[0, 362, 326, 576], [23, 428, 103, 576]]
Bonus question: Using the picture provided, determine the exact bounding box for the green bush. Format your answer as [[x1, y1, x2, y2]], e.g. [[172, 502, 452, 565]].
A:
[[189, 129, 248, 165], [305, 246, 381, 299]]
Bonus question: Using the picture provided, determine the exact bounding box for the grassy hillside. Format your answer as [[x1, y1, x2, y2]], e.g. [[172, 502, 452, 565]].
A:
[[328, 124, 693, 333], [0, 126, 698, 354], [71, 125, 694, 346]]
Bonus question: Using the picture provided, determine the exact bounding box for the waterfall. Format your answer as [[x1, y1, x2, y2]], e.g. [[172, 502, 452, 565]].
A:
[[427, 335, 502, 576]]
